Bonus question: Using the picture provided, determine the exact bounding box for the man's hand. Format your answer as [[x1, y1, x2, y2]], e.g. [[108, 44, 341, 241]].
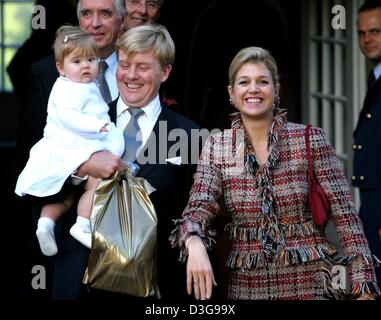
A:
[[77, 151, 126, 179]]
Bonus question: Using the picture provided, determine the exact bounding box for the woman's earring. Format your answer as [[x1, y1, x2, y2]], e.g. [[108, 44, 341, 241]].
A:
[[229, 98, 235, 106], [273, 95, 280, 108]]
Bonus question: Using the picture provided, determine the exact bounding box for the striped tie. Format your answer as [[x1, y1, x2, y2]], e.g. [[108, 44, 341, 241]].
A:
[[122, 108, 144, 162], [97, 60, 112, 104]]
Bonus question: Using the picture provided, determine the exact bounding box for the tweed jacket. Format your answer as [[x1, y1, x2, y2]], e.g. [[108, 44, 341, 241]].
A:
[[171, 109, 380, 297]]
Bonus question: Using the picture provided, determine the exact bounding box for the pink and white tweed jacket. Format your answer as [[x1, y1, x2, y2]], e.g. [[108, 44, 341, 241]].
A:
[[170, 109, 380, 298]]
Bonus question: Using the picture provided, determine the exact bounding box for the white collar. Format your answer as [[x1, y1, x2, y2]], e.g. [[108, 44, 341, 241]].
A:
[[373, 62, 381, 81], [103, 51, 117, 69], [116, 94, 161, 122]]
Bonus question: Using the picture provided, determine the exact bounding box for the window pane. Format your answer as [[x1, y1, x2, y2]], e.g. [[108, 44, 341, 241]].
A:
[[4, 3, 34, 46], [0, 4, 3, 44], [5, 47, 16, 91], [0, 47, 2, 89]]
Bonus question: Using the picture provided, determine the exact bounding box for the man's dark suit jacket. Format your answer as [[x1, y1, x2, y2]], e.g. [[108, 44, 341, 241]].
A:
[[17, 54, 58, 169], [353, 76, 381, 285], [18, 53, 202, 299], [53, 100, 201, 300]]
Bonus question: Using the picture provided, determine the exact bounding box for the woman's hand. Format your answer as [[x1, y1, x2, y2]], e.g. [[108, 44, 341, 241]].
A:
[[356, 293, 376, 300], [186, 236, 217, 300]]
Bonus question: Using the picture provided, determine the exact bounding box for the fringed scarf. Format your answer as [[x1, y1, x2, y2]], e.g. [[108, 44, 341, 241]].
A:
[[230, 107, 288, 262]]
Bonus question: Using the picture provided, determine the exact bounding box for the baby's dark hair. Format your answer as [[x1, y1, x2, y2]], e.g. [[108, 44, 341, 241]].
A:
[[53, 25, 99, 65]]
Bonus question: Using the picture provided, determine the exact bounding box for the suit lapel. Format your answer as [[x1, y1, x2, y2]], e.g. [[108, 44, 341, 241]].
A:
[[354, 79, 381, 136], [137, 106, 172, 178], [109, 101, 175, 178], [108, 98, 118, 123]]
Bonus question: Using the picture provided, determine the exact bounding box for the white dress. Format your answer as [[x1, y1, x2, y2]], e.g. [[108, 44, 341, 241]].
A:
[[15, 77, 124, 197]]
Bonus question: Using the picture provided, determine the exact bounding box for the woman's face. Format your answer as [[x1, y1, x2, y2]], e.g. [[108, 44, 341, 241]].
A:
[[228, 61, 277, 121]]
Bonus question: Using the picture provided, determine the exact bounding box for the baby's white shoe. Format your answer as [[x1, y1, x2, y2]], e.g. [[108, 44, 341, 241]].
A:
[[69, 221, 92, 249]]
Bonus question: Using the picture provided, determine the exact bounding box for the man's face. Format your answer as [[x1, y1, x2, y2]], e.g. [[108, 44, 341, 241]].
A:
[[79, 0, 123, 58], [116, 48, 171, 108], [123, 0, 161, 31], [358, 8, 381, 64]]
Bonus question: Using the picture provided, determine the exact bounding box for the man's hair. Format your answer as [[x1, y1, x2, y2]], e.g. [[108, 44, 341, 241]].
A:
[[359, 0, 381, 14], [116, 24, 175, 68], [53, 25, 99, 65], [77, 0, 126, 20], [126, 0, 165, 7]]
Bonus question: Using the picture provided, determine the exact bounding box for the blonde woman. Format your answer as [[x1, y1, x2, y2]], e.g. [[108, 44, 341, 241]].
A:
[[171, 46, 380, 300]]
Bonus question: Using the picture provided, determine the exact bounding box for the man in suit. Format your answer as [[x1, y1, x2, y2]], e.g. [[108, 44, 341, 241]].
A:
[[18, 0, 167, 167], [16, 0, 126, 299], [353, 0, 381, 286], [75, 24, 201, 300], [17, 0, 127, 168]]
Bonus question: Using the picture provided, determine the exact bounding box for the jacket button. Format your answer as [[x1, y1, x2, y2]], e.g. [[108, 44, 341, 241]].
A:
[[352, 176, 356, 181], [360, 176, 365, 181], [357, 145, 363, 150], [366, 113, 372, 119], [353, 144, 357, 150]]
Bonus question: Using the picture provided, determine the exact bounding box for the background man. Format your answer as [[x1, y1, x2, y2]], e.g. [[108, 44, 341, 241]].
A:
[[18, 0, 126, 168], [353, 0, 381, 287], [16, 0, 126, 299], [122, 0, 163, 33]]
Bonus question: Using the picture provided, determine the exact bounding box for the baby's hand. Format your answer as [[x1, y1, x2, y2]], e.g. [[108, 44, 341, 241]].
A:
[[100, 124, 109, 132]]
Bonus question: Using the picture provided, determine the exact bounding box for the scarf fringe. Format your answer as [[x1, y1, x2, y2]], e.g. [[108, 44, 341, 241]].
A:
[[336, 252, 381, 268], [226, 243, 337, 270], [318, 253, 381, 298], [351, 281, 381, 297], [225, 220, 317, 241]]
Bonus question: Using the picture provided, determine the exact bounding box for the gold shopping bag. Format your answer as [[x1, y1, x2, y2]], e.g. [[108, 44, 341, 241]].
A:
[[83, 169, 160, 298]]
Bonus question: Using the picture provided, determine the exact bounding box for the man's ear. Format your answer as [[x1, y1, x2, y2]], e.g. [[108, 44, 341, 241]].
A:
[[161, 64, 172, 83]]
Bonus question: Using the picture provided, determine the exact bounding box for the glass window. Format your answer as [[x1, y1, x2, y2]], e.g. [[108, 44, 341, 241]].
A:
[[1, 0, 34, 91]]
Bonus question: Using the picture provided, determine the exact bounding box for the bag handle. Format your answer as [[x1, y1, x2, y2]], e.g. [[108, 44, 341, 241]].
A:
[[305, 124, 314, 190]]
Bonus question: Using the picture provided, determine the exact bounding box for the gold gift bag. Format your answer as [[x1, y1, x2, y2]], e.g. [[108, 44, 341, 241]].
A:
[[83, 169, 160, 298]]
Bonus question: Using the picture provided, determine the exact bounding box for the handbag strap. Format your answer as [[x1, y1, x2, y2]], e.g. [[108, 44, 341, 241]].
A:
[[305, 124, 314, 190]]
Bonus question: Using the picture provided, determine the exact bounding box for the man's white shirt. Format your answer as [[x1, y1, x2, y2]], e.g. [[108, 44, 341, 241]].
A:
[[72, 94, 161, 183], [373, 62, 381, 81], [116, 94, 162, 148], [104, 52, 119, 101]]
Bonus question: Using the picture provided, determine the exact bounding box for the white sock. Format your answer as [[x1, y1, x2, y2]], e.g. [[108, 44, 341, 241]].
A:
[[76, 216, 91, 228], [37, 217, 55, 231]]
